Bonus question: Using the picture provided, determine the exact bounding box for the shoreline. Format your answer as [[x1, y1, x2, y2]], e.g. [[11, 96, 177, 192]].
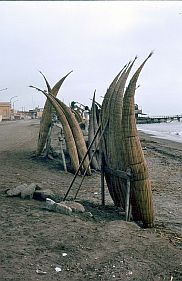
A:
[[139, 131, 182, 161], [137, 121, 182, 145], [138, 128, 182, 144]]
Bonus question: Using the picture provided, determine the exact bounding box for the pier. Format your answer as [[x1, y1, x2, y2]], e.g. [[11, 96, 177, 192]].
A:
[[137, 114, 182, 124]]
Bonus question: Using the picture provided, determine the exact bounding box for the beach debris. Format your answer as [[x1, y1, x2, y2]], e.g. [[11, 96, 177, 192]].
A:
[[63, 201, 85, 213], [46, 198, 55, 204], [6, 183, 37, 199], [55, 202, 72, 215], [20, 183, 37, 199], [33, 188, 55, 201], [36, 269, 47, 274], [62, 253, 67, 257], [84, 211, 94, 218], [55, 266, 62, 272], [47, 154, 54, 160], [44, 198, 56, 211], [6, 183, 28, 196], [44, 199, 72, 215], [6, 186, 86, 216]]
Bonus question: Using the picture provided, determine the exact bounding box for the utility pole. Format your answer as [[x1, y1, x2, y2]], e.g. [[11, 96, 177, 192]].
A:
[[10, 96, 18, 107]]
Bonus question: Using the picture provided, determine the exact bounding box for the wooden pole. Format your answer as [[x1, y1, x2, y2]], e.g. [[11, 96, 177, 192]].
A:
[[43, 123, 53, 157], [59, 132, 67, 172], [63, 124, 101, 201], [73, 122, 109, 200], [125, 168, 131, 221], [101, 153, 105, 206]]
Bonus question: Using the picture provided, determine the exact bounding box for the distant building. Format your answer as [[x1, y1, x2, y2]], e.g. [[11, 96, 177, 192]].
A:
[[0, 102, 11, 120], [28, 107, 44, 119], [135, 104, 147, 119]]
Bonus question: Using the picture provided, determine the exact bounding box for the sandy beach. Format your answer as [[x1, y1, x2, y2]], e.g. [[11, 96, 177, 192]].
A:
[[0, 120, 181, 281]]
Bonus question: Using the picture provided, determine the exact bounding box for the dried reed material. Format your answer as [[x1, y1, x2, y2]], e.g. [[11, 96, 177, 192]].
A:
[[55, 98, 91, 175], [100, 68, 126, 165], [63, 124, 101, 201], [36, 71, 72, 155], [38, 90, 80, 173], [94, 100, 101, 109], [130, 161, 149, 181], [100, 67, 127, 204], [122, 52, 154, 227], [71, 109, 83, 124], [100, 62, 136, 207], [100, 68, 127, 204], [100, 70, 124, 156], [100, 68, 125, 128], [88, 91, 100, 170], [121, 136, 145, 164], [130, 179, 154, 227], [108, 58, 137, 169]]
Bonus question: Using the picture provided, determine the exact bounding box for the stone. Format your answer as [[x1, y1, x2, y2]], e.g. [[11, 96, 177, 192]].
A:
[[33, 189, 55, 201], [52, 150, 60, 157], [21, 183, 37, 199], [54, 203, 72, 215], [63, 201, 85, 213], [34, 183, 42, 190], [47, 154, 54, 160], [84, 212, 94, 218], [6, 183, 28, 196], [44, 198, 56, 211]]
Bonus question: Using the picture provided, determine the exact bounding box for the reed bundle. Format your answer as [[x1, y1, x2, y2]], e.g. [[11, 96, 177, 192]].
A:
[[36, 71, 72, 155], [121, 53, 154, 227], [101, 53, 154, 227], [39, 91, 80, 173], [34, 71, 91, 174], [71, 109, 83, 124], [88, 91, 100, 170], [55, 98, 91, 175], [100, 68, 127, 203]]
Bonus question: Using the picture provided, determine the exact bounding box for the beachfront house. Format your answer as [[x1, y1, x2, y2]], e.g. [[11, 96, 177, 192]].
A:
[[0, 102, 11, 121]]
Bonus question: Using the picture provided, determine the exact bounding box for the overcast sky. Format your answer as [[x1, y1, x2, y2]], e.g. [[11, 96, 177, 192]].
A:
[[0, 1, 182, 116]]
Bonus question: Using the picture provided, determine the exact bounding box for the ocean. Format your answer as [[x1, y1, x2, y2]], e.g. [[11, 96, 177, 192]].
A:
[[137, 121, 182, 144]]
